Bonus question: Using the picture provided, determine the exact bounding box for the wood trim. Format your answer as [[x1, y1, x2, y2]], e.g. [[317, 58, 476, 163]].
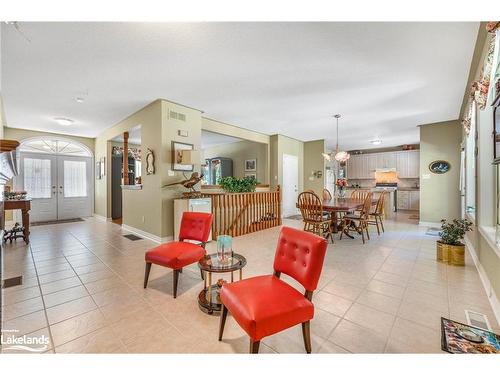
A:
[[123, 131, 129, 185], [0, 139, 20, 153], [203, 186, 281, 238]]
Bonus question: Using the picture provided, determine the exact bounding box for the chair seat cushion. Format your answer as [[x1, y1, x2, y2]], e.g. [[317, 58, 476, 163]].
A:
[[220, 275, 314, 341], [145, 241, 206, 269]]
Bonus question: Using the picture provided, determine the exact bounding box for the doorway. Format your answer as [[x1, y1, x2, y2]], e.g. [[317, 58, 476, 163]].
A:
[[282, 153, 299, 217], [15, 138, 93, 222]]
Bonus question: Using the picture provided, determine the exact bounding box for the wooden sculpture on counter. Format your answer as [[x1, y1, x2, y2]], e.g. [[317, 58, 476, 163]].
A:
[[162, 172, 204, 198]]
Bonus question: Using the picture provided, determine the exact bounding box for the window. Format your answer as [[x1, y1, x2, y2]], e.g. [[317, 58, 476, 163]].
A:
[[465, 103, 477, 218], [20, 138, 91, 157], [24, 158, 52, 199], [63, 160, 87, 197]]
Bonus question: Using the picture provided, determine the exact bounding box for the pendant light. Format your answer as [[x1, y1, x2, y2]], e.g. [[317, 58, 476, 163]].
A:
[[322, 114, 350, 163]]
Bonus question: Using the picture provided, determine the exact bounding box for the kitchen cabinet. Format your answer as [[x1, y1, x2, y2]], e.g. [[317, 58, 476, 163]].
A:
[[347, 150, 419, 179], [397, 190, 420, 211], [409, 190, 420, 210], [397, 190, 410, 210]]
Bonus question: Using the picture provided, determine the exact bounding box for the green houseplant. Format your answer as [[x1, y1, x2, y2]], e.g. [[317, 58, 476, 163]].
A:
[[436, 218, 473, 266], [218, 176, 259, 193]]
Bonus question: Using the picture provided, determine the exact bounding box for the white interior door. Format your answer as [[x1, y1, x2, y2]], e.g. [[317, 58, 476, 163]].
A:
[[282, 153, 299, 217], [17, 153, 58, 222], [57, 156, 92, 220]]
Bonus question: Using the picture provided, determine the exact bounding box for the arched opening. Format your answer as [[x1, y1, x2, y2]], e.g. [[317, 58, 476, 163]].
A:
[[14, 136, 94, 223]]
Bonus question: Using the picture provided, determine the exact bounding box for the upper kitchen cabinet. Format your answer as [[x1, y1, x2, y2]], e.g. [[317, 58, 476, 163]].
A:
[[396, 150, 420, 178], [347, 149, 419, 179]]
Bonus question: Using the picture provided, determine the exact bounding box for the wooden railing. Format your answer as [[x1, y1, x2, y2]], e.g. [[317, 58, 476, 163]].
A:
[[203, 186, 281, 238]]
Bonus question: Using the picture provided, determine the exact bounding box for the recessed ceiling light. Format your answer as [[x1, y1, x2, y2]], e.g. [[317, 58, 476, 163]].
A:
[[75, 97, 85, 103], [370, 139, 382, 145], [54, 117, 74, 126]]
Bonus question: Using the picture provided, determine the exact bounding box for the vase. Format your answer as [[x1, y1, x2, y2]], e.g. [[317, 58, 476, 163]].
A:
[[337, 188, 346, 198], [216, 235, 232, 263], [436, 241, 464, 266]]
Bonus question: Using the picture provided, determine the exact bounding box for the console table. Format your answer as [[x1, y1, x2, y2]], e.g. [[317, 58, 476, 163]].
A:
[[4, 199, 31, 244]]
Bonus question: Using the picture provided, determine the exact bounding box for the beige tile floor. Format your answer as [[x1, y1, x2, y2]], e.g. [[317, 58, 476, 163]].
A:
[[1, 213, 499, 353]]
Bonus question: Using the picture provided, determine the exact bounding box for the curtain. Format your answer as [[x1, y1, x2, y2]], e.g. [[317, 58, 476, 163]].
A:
[[63, 160, 87, 197], [24, 158, 52, 198]]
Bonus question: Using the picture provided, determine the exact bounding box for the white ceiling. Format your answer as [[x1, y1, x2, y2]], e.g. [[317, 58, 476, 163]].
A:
[[201, 130, 242, 149], [2, 22, 479, 150]]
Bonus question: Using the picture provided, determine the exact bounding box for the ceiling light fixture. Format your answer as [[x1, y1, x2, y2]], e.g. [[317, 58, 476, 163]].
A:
[[370, 139, 382, 145], [75, 97, 85, 103], [54, 117, 74, 126], [322, 114, 350, 163]]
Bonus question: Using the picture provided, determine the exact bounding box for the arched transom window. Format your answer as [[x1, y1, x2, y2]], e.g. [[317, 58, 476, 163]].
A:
[[19, 137, 92, 157]]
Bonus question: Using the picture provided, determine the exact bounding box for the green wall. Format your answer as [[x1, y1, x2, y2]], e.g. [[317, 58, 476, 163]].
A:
[[419, 120, 462, 223]]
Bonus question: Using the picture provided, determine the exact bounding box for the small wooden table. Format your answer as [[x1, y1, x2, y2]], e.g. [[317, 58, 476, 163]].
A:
[[197, 253, 247, 315], [4, 199, 31, 244]]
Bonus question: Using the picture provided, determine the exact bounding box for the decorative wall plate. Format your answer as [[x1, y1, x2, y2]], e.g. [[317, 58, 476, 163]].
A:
[[429, 160, 451, 174]]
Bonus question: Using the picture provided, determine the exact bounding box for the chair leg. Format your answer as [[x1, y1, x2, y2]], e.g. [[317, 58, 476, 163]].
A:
[[302, 321, 312, 353], [361, 224, 365, 244], [173, 269, 180, 298], [179, 268, 183, 273], [374, 216, 380, 235], [249, 340, 260, 354], [200, 268, 204, 280], [143, 262, 152, 289], [380, 216, 385, 232], [365, 221, 370, 240], [219, 304, 228, 341]]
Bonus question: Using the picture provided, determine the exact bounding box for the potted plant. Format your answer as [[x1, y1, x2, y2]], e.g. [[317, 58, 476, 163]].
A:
[[436, 218, 473, 266], [218, 176, 259, 193]]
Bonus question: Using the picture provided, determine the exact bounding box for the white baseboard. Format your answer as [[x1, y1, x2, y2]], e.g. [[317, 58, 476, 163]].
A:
[[464, 236, 500, 326], [93, 214, 111, 222], [418, 221, 441, 227], [121, 224, 172, 244]]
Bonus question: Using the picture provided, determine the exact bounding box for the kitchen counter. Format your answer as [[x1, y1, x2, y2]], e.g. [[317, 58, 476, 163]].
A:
[[397, 187, 420, 191]]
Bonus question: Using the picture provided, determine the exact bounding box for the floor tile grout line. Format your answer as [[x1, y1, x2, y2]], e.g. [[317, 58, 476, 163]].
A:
[[25, 241, 57, 352]]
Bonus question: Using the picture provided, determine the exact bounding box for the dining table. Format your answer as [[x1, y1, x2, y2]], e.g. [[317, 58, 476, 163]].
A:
[[321, 197, 378, 236]]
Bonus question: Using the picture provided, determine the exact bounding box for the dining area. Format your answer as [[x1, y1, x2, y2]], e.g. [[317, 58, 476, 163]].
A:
[[296, 185, 387, 244]]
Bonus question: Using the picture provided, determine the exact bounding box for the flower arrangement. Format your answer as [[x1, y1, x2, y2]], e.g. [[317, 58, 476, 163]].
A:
[[4, 191, 28, 200], [335, 178, 347, 198]]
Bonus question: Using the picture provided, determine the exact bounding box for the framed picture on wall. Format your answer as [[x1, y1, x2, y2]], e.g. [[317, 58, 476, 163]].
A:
[[245, 172, 257, 180], [245, 159, 257, 172], [96, 161, 102, 179], [100, 156, 106, 176], [172, 141, 194, 171]]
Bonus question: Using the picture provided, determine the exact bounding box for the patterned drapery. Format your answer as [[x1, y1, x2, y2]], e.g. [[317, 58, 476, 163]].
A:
[[462, 22, 499, 133]]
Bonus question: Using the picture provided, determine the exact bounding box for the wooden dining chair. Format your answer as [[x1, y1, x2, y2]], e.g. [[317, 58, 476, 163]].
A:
[[350, 189, 370, 213], [297, 191, 334, 243], [368, 191, 386, 235], [350, 189, 370, 199], [339, 192, 373, 244], [322, 188, 332, 200]]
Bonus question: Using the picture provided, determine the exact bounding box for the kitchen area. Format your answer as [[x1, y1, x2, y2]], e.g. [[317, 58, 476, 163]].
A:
[[327, 147, 420, 219]]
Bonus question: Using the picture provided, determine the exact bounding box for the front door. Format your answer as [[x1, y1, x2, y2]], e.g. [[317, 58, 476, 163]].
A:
[[17, 153, 92, 222], [19, 153, 58, 222], [57, 156, 92, 220], [282, 153, 299, 217]]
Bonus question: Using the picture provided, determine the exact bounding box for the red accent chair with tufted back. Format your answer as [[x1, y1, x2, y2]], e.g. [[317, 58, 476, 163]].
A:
[[144, 212, 213, 298], [218, 226, 327, 353]]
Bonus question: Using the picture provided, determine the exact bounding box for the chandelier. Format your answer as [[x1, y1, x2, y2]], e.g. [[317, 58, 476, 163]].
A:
[[322, 114, 350, 163]]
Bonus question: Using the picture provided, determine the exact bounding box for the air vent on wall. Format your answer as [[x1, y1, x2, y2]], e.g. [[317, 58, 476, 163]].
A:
[[169, 110, 186, 122]]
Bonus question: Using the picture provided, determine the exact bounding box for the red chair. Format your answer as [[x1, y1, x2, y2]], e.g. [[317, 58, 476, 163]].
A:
[[144, 212, 213, 298], [218, 226, 327, 353]]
